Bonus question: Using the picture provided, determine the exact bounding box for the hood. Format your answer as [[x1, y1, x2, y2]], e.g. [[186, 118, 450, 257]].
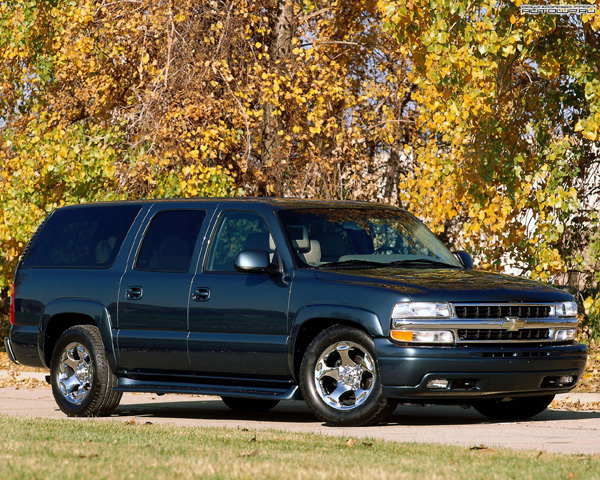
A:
[[314, 267, 573, 303]]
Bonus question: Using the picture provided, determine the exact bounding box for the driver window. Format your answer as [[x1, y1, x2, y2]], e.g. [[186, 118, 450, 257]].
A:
[[206, 211, 275, 272]]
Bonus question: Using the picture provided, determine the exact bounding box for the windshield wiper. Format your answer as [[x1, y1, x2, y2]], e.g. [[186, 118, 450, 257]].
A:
[[387, 259, 461, 269], [316, 259, 388, 269]]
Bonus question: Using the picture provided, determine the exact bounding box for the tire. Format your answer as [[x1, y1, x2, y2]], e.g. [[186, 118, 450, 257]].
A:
[[221, 397, 279, 412], [50, 325, 122, 417], [473, 395, 555, 421], [299, 325, 397, 427]]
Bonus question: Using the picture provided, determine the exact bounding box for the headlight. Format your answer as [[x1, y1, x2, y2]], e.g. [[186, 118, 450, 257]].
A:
[[391, 330, 454, 344], [391, 302, 454, 344], [555, 301, 578, 317], [392, 302, 452, 319]]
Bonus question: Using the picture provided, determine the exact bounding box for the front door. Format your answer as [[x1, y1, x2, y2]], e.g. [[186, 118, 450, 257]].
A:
[[188, 210, 291, 379], [117, 208, 209, 373]]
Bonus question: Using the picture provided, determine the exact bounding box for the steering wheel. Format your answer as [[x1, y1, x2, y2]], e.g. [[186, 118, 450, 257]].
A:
[[373, 246, 401, 255]]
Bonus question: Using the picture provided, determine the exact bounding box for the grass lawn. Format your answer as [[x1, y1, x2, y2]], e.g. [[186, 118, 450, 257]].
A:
[[0, 415, 598, 480]]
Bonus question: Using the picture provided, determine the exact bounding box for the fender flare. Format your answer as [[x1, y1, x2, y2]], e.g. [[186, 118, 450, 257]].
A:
[[287, 304, 385, 378], [38, 299, 117, 373]]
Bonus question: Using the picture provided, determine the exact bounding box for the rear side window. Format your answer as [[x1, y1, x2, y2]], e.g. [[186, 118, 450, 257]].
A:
[[21, 205, 141, 268], [135, 210, 206, 273]]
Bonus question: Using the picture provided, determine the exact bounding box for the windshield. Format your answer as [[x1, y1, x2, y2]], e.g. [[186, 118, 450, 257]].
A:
[[277, 208, 462, 269]]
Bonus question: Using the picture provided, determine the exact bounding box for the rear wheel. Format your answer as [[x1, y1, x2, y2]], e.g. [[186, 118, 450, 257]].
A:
[[300, 325, 397, 427], [50, 325, 122, 417], [473, 395, 555, 420], [221, 397, 279, 412]]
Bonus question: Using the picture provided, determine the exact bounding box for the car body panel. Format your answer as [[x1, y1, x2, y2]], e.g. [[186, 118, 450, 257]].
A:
[[6, 198, 587, 404]]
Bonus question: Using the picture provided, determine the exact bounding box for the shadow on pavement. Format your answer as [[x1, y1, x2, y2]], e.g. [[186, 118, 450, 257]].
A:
[[388, 404, 600, 426], [111, 397, 600, 426], [114, 398, 318, 424]]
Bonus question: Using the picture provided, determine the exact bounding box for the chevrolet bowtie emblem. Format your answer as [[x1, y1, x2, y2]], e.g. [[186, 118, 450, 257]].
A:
[[502, 316, 526, 331]]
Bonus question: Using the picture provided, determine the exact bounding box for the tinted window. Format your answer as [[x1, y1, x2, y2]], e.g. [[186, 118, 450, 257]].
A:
[[135, 210, 206, 273], [207, 211, 274, 272], [22, 205, 141, 268]]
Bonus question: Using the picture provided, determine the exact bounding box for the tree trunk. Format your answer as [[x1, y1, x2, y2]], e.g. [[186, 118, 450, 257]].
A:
[[262, 0, 294, 172]]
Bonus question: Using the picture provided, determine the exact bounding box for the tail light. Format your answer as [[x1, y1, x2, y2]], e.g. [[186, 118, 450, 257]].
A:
[[9, 283, 15, 326]]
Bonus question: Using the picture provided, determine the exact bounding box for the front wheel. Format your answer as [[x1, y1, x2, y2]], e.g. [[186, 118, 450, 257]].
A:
[[50, 325, 122, 417], [300, 325, 397, 427], [473, 395, 555, 420]]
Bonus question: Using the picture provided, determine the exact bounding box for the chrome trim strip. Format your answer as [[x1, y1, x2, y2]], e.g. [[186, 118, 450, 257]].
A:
[[392, 318, 578, 329], [4, 337, 20, 365], [450, 303, 557, 306]]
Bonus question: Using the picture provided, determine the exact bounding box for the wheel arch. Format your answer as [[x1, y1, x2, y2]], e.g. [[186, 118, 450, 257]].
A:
[[288, 305, 384, 382], [39, 299, 117, 373]]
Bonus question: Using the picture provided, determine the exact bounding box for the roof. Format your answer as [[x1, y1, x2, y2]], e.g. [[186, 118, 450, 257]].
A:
[[61, 197, 403, 211]]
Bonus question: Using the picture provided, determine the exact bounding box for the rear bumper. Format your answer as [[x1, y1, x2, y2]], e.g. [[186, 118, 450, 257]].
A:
[[375, 339, 587, 401], [6, 325, 45, 368], [4, 337, 19, 365]]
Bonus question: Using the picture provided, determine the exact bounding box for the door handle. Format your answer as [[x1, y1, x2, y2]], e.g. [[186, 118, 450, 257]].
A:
[[192, 287, 210, 302], [126, 286, 143, 300]]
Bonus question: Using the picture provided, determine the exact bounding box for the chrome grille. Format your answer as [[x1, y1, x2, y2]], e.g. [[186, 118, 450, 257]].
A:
[[454, 305, 551, 319], [457, 328, 551, 341]]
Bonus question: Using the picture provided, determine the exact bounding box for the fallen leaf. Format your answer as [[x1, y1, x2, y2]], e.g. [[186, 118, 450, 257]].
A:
[[240, 449, 260, 458], [470, 445, 491, 451]]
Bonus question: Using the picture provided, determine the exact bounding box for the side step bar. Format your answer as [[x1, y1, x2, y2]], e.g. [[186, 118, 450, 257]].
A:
[[115, 377, 301, 400]]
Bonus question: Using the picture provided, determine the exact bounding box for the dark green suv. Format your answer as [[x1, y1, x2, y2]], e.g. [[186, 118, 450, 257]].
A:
[[5, 198, 587, 426]]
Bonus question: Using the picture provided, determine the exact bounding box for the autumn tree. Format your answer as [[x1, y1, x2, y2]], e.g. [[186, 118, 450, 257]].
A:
[[0, 0, 415, 331], [379, 0, 600, 331]]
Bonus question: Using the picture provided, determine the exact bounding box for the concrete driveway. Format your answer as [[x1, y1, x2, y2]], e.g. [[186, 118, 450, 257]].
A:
[[1, 385, 599, 455]]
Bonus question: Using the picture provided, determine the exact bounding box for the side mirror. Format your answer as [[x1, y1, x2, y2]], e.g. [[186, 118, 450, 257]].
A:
[[453, 251, 474, 269], [234, 250, 280, 275]]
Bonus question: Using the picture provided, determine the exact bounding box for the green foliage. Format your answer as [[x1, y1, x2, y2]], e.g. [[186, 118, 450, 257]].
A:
[[0, 113, 238, 296]]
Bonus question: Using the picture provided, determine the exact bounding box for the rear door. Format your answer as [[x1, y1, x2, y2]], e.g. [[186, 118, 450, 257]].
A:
[[117, 205, 215, 373]]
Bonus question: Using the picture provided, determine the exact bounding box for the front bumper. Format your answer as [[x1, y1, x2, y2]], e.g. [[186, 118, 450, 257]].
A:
[[375, 339, 587, 400]]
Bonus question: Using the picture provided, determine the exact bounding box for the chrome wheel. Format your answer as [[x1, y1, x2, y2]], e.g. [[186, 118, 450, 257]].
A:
[[57, 342, 94, 405], [314, 341, 376, 410]]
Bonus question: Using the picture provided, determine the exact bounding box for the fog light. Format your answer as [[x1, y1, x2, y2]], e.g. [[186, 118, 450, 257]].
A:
[[555, 329, 577, 341], [391, 330, 454, 344], [542, 375, 577, 388], [427, 379, 449, 389], [558, 376, 574, 385]]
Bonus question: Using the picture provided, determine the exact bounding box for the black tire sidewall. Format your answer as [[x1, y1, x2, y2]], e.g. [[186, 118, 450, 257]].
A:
[[300, 325, 388, 426], [50, 325, 108, 417]]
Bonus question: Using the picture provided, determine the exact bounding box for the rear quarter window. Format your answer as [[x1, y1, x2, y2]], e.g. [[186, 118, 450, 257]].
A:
[[21, 204, 141, 269]]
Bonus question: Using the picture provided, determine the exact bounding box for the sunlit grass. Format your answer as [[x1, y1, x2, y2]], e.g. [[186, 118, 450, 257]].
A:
[[0, 415, 598, 479]]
